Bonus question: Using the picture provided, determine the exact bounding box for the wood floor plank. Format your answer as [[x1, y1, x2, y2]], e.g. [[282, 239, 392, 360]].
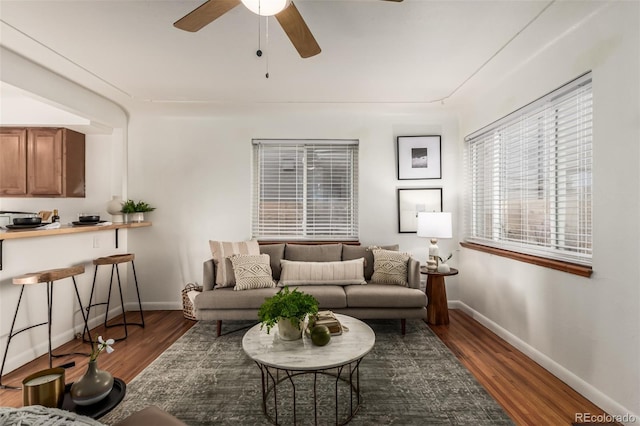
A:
[[0, 309, 618, 426], [430, 309, 617, 425], [0, 311, 194, 407]]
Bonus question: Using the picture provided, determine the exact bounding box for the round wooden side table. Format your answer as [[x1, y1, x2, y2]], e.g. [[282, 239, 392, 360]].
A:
[[420, 266, 458, 325]]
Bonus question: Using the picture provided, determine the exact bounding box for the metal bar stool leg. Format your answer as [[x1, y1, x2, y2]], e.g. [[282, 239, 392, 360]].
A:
[[83, 265, 100, 342], [47, 280, 53, 368], [0, 286, 26, 390], [114, 263, 129, 340], [72, 276, 93, 346], [50, 277, 91, 360], [104, 264, 116, 329], [130, 260, 145, 328]]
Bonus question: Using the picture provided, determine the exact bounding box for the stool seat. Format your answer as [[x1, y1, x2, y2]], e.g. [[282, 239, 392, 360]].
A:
[[13, 266, 85, 285], [93, 254, 135, 265]]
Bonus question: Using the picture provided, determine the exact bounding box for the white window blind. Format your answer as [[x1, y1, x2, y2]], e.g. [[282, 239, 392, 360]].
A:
[[252, 139, 359, 240], [464, 73, 592, 265]]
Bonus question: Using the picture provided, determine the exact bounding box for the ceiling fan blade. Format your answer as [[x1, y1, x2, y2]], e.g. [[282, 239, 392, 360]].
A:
[[275, 2, 321, 58], [174, 0, 241, 32]]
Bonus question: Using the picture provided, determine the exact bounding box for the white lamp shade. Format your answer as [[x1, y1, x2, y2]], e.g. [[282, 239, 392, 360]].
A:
[[417, 212, 452, 239], [241, 0, 291, 16]]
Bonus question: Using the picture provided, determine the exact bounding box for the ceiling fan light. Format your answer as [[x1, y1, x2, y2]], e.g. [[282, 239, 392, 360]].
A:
[[241, 0, 291, 16]]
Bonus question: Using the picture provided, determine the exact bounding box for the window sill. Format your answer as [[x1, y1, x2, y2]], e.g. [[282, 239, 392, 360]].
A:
[[460, 242, 592, 278]]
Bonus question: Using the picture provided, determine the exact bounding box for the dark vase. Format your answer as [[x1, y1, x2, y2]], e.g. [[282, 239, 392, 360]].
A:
[[70, 360, 114, 406]]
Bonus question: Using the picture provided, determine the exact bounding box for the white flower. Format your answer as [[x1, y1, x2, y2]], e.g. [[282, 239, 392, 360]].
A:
[[90, 335, 115, 361]]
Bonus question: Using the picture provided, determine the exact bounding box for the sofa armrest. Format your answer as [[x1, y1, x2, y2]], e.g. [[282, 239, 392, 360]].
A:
[[407, 258, 421, 289], [203, 259, 216, 291]]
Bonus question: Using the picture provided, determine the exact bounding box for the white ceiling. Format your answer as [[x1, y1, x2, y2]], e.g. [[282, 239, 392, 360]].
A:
[[0, 0, 607, 116]]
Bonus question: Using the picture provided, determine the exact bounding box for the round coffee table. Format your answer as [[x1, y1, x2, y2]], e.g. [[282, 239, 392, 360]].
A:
[[242, 314, 375, 425]]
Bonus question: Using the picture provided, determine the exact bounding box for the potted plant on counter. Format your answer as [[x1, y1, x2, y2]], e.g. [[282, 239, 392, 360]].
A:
[[258, 287, 319, 341], [121, 200, 155, 223]]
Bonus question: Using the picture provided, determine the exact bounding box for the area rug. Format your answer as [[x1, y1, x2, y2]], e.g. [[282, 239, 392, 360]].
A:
[[100, 319, 513, 425]]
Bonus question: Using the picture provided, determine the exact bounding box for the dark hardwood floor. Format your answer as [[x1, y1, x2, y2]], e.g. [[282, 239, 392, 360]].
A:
[[0, 309, 615, 425]]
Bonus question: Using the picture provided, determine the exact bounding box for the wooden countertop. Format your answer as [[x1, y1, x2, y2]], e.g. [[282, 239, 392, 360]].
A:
[[0, 221, 151, 241]]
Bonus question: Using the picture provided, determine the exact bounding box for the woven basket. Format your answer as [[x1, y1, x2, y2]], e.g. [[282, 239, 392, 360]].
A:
[[181, 283, 202, 321]]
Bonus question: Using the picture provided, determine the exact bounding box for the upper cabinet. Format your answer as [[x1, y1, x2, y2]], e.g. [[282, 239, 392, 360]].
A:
[[0, 127, 85, 197], [0, 128, 28, 195]]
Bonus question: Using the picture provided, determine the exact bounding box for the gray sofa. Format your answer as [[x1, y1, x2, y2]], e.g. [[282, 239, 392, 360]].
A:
[[195, 243, 427, 336]]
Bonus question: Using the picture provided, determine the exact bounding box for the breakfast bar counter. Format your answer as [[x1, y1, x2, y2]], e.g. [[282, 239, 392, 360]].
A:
[[0, 222, 151, 270]]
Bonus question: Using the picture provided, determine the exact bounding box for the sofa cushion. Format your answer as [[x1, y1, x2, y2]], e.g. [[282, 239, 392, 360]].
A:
[[229, 254, 276, 291], [279, 258, 366, 286], [342, 244, 399, 280], [370, 249, 410, 286], [284, 244, 342, 262], [195, 287, 280, 310], [344, 284, 426, 308], [287, 285, 348, 309], [209, 240, 260, 287], [259, 243, 285, 280]]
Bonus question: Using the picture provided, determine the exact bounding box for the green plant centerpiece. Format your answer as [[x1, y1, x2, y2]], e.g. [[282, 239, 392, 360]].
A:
[[258, 287, 319, 341], [120, 200, 156, 213], [121, 200, 155, 223]]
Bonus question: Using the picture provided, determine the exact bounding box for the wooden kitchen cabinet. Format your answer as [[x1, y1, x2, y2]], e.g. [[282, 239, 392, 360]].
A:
[[0, 128, 27, 195], [0, 127, 85, 197]]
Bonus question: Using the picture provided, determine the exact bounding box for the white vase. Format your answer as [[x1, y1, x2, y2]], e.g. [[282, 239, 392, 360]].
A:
[[70, 360, 114, 406], [437, 263, 451, 273], [277, 318, 303, 341], [106, 196, 124, 223], [130, 212, 144, 223]]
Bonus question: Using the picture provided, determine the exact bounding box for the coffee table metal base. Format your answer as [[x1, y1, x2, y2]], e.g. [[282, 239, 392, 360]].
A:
[[256, 358, 363, 426]]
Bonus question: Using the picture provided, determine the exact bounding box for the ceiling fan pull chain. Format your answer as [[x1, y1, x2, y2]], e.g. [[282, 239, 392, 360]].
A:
[[256, 2, 263, 58], [265, 16, 270, 78]]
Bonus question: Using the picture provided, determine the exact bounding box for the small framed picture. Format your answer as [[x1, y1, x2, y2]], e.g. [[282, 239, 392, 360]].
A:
[[397, 135, 442, 180], [397, 187, 443, 233]]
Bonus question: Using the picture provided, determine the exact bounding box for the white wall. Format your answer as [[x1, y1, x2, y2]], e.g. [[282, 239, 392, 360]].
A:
[[456, 2, 639, 421], [126, 107, 460, 309]]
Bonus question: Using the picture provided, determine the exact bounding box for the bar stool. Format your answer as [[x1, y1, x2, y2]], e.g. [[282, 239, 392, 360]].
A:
[[0, 266, 91, 390], [84, 254, 144, 342]]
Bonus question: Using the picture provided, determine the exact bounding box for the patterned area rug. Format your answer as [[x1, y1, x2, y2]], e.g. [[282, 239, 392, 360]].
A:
[[100, 319, 513, 425]]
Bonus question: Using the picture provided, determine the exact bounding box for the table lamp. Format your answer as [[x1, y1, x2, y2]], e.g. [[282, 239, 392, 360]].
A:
[[417, 212, 452, 272]]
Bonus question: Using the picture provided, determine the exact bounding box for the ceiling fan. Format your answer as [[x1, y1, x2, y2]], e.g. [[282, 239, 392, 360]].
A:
[[174, 0, 403, 59]]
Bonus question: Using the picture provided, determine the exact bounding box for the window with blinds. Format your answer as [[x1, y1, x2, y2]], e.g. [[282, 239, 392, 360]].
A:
[[252, 139, 359, 240], [464, 72, 592, 266]]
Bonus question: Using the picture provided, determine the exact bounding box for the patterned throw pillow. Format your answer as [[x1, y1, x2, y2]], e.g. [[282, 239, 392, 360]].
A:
[[209, 240, 260, 287], [229, 254, 276, 291], [279, 258, 366, 286], [370, 249, 410, 286]]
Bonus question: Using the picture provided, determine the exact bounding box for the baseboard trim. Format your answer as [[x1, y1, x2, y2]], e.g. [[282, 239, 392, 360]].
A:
[[126, 301, 182, 311], [449, 300, 639, 425]]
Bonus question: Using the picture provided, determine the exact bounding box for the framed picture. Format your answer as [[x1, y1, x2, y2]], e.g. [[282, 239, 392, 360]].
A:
[[397, 187, 443, 233], [397, 135, 442, 180]]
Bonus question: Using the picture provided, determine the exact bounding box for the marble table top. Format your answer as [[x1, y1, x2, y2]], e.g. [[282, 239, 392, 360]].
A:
[[242, 314, 375, 370]]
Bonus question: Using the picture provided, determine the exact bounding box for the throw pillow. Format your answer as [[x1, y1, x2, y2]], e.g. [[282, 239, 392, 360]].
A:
[[209, 240, 260, 287], [342, 244, 399, 280], [259, 243, 286, 280], [370, 249, 410, 286], [279, 258, 366, 286], [229, 254, 276, 291]]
